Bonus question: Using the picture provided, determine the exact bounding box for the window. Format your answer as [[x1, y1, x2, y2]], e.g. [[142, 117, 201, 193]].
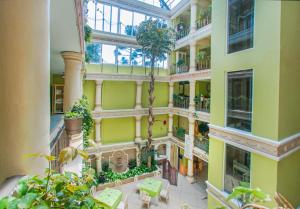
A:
[[86, 43, 102, 63], [120, 9, 133, 35], [117, 46, 131, 65], [225, 144, 251, 193], [227, 70, 252, 132], [102, 44, 116, 64], [228, 0, 254, 53]]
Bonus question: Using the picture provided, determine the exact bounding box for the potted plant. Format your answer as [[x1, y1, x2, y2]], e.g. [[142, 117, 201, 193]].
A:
[[64, 111, 82, 135]]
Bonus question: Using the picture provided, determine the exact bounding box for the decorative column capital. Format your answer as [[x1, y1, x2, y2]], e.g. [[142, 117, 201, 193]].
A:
[[168, 113, 173, 118], [135, 115, 142, 121], [189, 41, 197, 48], [188, 117, 195, 124], [169, 82, 174, 87], [95, 118, 102, 124], [136, 80, 143, 86], [96, 79, 103, 86], [191, 0, 198, 6], [61, 51, 83, 63]]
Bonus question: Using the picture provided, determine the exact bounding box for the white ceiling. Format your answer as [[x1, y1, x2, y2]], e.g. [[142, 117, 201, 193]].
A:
[[50, 0, 81, 74]]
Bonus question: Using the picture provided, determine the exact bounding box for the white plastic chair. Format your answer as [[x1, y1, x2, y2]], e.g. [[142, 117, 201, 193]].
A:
[[140, 191, 151, 209], [117, 195, 128, 209], [159, 182, 170, 202]]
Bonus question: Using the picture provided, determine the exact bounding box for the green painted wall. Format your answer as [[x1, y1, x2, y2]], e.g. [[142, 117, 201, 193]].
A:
[[83, 80, 95, 110], [208, 194, 223, 209], [251, 154, 278, 208], [141, 114, 168, 139], [277, 150, 300, 207], [173, 115, 189, 132], [101, 117, 135, 144], [86, 64, 168, 76], [52, 74, 64, 84], [174, 82, 190, 96], [196, 81, 210, 97], [278, 1, 300, 139], [211, 0, 281, 140], [102, 81, 136, 110], [207, 137, 224, 190], [141, 82, 169, 107]]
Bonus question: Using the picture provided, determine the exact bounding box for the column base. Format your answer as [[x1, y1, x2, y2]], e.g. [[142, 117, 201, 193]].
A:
[[135, 105, 142, 109], [94, 106, 102, 112], [135, 137, 142, 144], [186, 175, 194, 184]]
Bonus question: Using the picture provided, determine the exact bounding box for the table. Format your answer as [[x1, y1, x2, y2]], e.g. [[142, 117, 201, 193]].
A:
[[139, 178, 162, 197], [96, 188, 122, 209]]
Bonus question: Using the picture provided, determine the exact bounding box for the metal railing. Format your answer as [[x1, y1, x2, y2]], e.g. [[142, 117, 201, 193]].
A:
[[196, 15, 211, 30], [196, 59, 210, 71], [176, 28, 190, 40], [194, 136, 209, 153], [170, 64, 189, 75], [50, 125, 69, 172], [173, 95, 190, 109], [194, 97, 210, 113], [173, 127, 187, 142]]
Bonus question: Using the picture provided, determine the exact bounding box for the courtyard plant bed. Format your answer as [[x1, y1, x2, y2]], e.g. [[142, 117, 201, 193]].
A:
[[96, 165, 159, 191]]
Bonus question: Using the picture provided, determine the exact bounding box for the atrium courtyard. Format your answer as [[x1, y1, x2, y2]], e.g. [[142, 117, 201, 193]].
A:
[[0, 0, 300, 209]]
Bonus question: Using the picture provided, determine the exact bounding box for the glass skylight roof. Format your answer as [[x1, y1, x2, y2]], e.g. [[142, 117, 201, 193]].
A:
[[138, 0, 182, 10]]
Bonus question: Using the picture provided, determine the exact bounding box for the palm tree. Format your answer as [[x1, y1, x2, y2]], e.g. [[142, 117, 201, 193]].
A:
[[136, 19, 175, 167]]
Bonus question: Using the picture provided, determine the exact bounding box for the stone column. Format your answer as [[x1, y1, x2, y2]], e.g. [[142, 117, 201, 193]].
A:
[[169, 82, 174, 108], [94, 80, 103, 112], [61, 51, 83, 112], [95, 118, 102, 144], [135, 116, 142, 143], [168, 114, 173, 137], [190, 0, 198, 33], [189, 41, 197, 72], [187, 117, 195, 182], [0, 0, 50, 183], [95, 153, 102, 173], [136, 148, 141, 166], [189, 80, 196, 111], [135, 81, 143, 109]]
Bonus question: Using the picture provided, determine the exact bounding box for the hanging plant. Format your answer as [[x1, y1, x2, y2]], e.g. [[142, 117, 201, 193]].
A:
[[84, 24, 92, 43]]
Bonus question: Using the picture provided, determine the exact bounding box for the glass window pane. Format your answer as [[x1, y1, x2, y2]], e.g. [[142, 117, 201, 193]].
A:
[[225, 145, 251, 193], [103, 4, 111, 32], [131, 48, 143, 66], [133, 12, 145, 36], [102, 44, 116, 64], [228, 0, 254, 53], [86, 43, 102, 63], [95, 3, 104, 31], [120, 9, 133, 35], [227, 70, 253, 132], [117, 46, 131, 65], [111, 6, 118, 33], [86, 1, 96, 29]]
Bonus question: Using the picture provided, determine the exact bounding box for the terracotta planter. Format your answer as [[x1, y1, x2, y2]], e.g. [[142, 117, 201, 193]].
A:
[[64, 117, 82, 135]]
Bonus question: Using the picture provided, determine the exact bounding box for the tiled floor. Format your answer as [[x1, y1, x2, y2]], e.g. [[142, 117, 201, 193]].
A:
[[97, 174, 208, 209]]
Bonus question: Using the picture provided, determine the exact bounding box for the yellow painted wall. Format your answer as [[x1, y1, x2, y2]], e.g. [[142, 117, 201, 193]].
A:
[[211, 0, 282, 140], [277, 150, 300, 207], [141, 82, 169, 107], [208, 194, 223, 209], [101, 117, 135, 144], [102, 81, 136, 109], [207, 137, 224, 190], [196, 80, 210, 97], [278, 1, 300, 139], [83, 80, 95, 110], [251, 154, 278, 208], [141, 114, 168, 139]]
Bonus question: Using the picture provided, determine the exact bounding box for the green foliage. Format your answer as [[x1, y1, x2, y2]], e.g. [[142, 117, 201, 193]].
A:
[[85, 42, 101, 64], [64, 111, 82, 119], [98, 165, 157, 183], [176, 127, 186, 138], [70, 96, 94, 148], [196, 47, 211, 62], [227, 186, 271, 208], [176, 59, 185, 67], [101, 161, 109, 172], [84, 24, 92, 43], [136, 19, 175, 64], [128, 159, 137, 169], [0, 148, 104, 209]]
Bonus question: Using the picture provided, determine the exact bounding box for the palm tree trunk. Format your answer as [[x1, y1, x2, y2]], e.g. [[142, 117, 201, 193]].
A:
[[147, 57, 155, 168]]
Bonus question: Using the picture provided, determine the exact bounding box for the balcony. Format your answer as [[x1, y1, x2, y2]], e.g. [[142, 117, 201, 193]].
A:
[[176, 28, 190, 41], [194, 96, 210, 113], [173, 94, 190, 109], [170, 64, 189, 75], [196, 59, 211, 71], [194, 136, 209, 153], [196, 15, 211, 30], [173, 127, 187, 142]]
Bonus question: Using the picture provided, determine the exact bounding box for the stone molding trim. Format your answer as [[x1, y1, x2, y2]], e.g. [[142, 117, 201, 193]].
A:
[[85, 73, 170, 82], [170, 69, 211, 82], [74, 0, 84, 53], [93, 107, 170, 119], [92, 31, 138, 47], [93, 107, 211, 123], [86, 136, 170, 155], [209, 124, 300, 161], [206, 181, 237, 209]]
